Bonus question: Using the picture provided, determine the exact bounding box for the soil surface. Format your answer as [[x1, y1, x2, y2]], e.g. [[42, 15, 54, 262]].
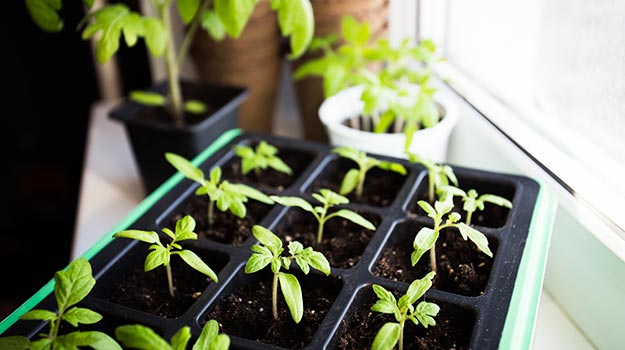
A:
[[204, 275, 338, 349], [309, 159, 407, 207], [171, 195, 272, 245], [274, 209, 381, 269], [373, 227, 495, 296], [106, 258, 222, 318], [222, 147, 316, 192], [336, 292, 474, 350]]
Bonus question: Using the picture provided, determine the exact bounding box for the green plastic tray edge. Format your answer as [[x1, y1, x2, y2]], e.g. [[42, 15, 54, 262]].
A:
[[498, 181, 558, 349], [0, 128, 242, 335]]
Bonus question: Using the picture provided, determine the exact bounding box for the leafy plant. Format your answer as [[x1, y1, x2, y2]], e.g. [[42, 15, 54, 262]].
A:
[[233, 140, 293, 177], [293, 15, 444, 151], [115, 319, 229, 350], [413, 197, 493, 273], [406, 151, 457, 204], [113, 215, 219, 297], [244, 225, 330, 323], [165, 152, 274, 225], [0, 258, 122, 350], [332, 146, 406, 199], [270, 188, 376, 243], [371, 272, 439, 350], [439, 186, 513, 225], [26, 0, 314, 126]]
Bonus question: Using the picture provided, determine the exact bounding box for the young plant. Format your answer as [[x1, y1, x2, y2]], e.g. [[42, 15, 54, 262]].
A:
[[113, 215, 218, 298], [294, 15, 443, 148], [233, 140, 293, 177], [406, 151, 457, 204], [27, 0, 314, 126], [165, 152, 274, 225], [0, 258, 122, 350], [412, 197, 493, 273], [371, 272, 439, 350], [439, 185, 513, 225], [115, 319, 229, 350], [270, 188, 376, 243], [244, 225, 330, 323], [332, 146, 407, 199]]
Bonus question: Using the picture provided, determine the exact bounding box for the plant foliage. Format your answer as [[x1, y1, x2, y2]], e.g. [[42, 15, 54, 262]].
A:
[[115, 319, 229, 350], [439, 186, 513, 225], [233, 140, 293, 176]]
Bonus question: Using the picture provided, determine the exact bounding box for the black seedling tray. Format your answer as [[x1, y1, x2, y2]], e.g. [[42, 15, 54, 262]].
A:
[[0, 130, 553, 349]]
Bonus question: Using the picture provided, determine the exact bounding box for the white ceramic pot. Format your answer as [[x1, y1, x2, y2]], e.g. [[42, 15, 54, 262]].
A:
[[318, 85, 458, 162]]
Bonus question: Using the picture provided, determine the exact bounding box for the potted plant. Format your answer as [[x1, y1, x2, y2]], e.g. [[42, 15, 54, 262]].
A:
[[25, 0, 315, 194], [293, 16, 458, 162], [0, 130, 555, 349]]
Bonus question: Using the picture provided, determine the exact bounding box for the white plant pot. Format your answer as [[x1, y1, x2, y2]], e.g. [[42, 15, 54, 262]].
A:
[[318, 85, 459, 163]]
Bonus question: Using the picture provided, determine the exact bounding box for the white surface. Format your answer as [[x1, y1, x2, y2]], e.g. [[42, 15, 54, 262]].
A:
[[73, 96, 596, 349]]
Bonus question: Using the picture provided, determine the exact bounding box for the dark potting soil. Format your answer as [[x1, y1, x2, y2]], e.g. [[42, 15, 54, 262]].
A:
[[222, 147, 316, 192], [310, 163, 406, 207], [171, 195, 272, 245], [204, 276, 338, 349], [274, 209, 381, 269], [373, 228, 495, 296], [335, 292, 474, 350], [106, 259, 220, 318]]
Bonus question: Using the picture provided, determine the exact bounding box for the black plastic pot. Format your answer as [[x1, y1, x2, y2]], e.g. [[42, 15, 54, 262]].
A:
[[0, 130, 554, 349], [109, 80, 249, 195]]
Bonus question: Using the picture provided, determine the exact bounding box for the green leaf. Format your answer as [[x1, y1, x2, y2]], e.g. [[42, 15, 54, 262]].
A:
[[377, 161, 407, 175], [307, 251, 331, 275], [145, 246, 168, 271], [62, 307, 102, 326], [56, 331, 123, 350], [200, 10, 227, 40], [215, 0, 256, 38], [0, 336, 30, 350], [165, 153, 205, 184], [115, 324, 172, 350], [178, 250, 218, 282], [26, 0, 63, 32], [120, 12, 143, 47], [371, 299, 398, 316], [212, 334, 230, 350], [371, 322, 400, 350], [330, 209, 376, 230], [252, 225, 283, 249], [339, 169, 359, 195], [372, 284, 396, 303], [175, 215, 196, 236], [55, 257, 95, 310], [288, 241, 304, 256], [245, 253, 272, 274], [323, 64, 347, 97], [443, 165, 458, 186], [270, 195, 314, 213], [418, 200, 436, 217], [171, 326, 192, 350], [278, 272, 303, 323], [341, 16, 370, 45], [143, 17, 167, 57], [114, 229, 160, 244], [129, 90, 167, 106], [19, 309, 56, 321], [415, 302, 440, 328], [272, 0, 314, 59], [268, 157, 293, 175], [227, 183, 274, 204], [193, 320, 218, 350], [374, 110, 396, 133], [177, 0, 201, 24], [434, 198, 454, 216], [320, 189, 349, 205], [479, 194, 513, 208], [457, 223, 493, 257], [411, 227, 438, 266], [184, 99, 208, 114], [405, 271, 435, 304]]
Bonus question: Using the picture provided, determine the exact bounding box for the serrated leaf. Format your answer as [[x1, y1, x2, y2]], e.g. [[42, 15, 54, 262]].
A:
[[372, 284, 396, 304], [245, 253, 272, 274], [415, 301, 440, 328], [418, 200, 436, 217], [55, 258, 95, 310], [56, 331, 122, 350], [178, 250, 218, 282], [62, 307, 102, 326], [145, 247, 168, 271], [278, 272, 303, 323], [405, 271, 435, 304], [371, 322, 400, 350], [371, 299, 397, 315], [339, 169, 359, 195], [115, 324, 172, 350], [20, 309, 56, 321], [288, 241, 304, 255], [143, 17, 167, 57]]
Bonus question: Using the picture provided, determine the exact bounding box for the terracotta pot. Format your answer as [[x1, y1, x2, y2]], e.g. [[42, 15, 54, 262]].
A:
[[189, 0, 281, 133]]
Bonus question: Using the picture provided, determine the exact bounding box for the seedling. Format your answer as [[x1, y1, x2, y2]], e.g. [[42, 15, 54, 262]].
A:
[[413, 197, 493, 273], [233, 140, 293, 177], [115, 319, 229, 350], [332, 146, 407, 199], [114, 215, 219, 298], [0, 258, 121, 350], [270, 188, 376, 243], [371, 272, 439, 350], [244, 225, 330, 323], [165, 152, 274, 225], [439, 186, 513, 225], [406, 151, 457, 204]]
